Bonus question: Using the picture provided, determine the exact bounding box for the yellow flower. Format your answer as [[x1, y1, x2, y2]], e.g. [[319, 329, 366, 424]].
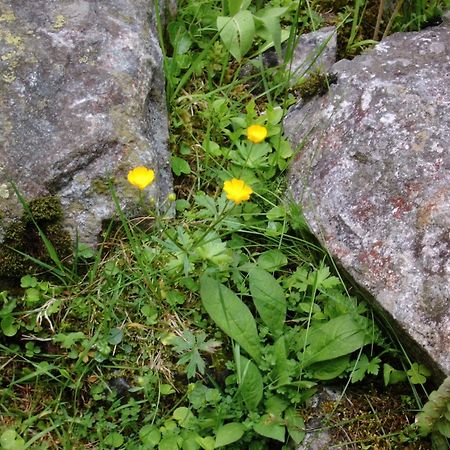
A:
[[246, 124, 268, 143], [223, 178, 253, 204], [127, 166, 155, 190]]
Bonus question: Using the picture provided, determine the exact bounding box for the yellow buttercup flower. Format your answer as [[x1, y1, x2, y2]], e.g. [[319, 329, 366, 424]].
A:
[[127, 166, 155, 190], [223, 178, 253, 205], [246, 124, 268, 143]]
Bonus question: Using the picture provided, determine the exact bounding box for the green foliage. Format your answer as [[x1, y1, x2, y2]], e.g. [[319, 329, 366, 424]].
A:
[[417, 376, 450, 445], [0, 0, 441, 448]]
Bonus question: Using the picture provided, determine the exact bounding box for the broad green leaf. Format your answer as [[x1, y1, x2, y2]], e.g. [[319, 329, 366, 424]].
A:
[[1, 316, 18, 337], [168, 21, 192, 55], [271, 336, 291, 387], [200, 275, 261, 363], [160, 435, 181, 450], [0, 429, 25, 450], [239, 355, 263, 411], [140, 424, 161, 447], [195, 436, 215, 450], [298, 314, 371, 367], [217, 11, 255, 61], [266, 395, 288, 416], [308, 355, 350, 380], [171, 156, 191, 176], [214, 422, 245, 447], [257, 249, 287, 271], [253, 415, 285, 442], [227, 0, 251, 15], [249, 268, 286, 335], [180, 430, 201, 450], [104, 432, 124, 448], [266, 205, 286, 221], [253, 8, 287, 56], [285, 408, 305, 444], [173, 407, 196, 428]]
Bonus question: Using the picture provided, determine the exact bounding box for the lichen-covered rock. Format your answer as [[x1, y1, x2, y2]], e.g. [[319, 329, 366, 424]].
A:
[[0, 0, 173, 247], [285, 14, 450, 380]]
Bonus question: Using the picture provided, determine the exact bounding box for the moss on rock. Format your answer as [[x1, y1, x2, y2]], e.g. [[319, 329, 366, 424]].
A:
[[0, 195, 72, 279]]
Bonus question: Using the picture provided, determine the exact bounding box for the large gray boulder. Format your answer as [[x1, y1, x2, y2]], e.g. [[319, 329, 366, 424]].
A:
[[0, 0, 173, 248], [285, 15, 450, 380]]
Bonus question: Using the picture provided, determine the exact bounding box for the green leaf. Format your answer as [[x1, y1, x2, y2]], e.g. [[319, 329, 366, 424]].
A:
[[407, 363, 431, 384], [195, 436, 215, 450], [383, 363, 407, 386], [285, 408, 305, 444], [173, 407, 196, 429], [0, 429, 25, 450], [257, 249, 287, 271], [53, 332, 85, 349], [253, 8, 287, 56], [217, 11, 255, 61], [200, 275, 261, 363], [1, 316, 18, 337], [298, 314, 371, 367], [171, 156, 191, 176], [160, 435, 181, 450], [214, 423, 245, 447], [249, 268, 286, 335], [227, 0, 251, 15], [238, 355, 263, 411], [20, 275, 38, 288], [437, 420, 450, 438], [168, 21, 192, 55], [108, 327, 123, 346], [180, 430, 201, 450], [253, 415, 285, 442], [309, 355, 350, 381], [271, 336, 291, 387], [139, 424, 161, 447], [231, 141, 270, 168], [104, 432, 124, 448]]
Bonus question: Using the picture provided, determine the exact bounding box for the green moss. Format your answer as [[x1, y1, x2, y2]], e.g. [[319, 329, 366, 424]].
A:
[[0, 196, 71, 279], [296, 71, 338, 101], [28, 196, 63, 222]]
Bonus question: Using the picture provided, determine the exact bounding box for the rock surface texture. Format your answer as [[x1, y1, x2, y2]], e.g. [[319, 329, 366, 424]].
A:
[[285, 15, 450, 380], [0, 0, 173, 246]]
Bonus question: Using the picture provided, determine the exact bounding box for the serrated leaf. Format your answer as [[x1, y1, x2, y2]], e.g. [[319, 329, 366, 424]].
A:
[[257, 249, 287, 271], [214, 422, 245, 447], [249, 268, 286, 335], [200, 275, 261, 363], [217, 11, 255, 61]]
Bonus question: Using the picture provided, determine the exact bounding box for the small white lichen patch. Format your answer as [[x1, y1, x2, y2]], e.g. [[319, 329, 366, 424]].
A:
[[0, 184, 10, 199], [361, 90, 372, 111], [380, 113, 396, 125]]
